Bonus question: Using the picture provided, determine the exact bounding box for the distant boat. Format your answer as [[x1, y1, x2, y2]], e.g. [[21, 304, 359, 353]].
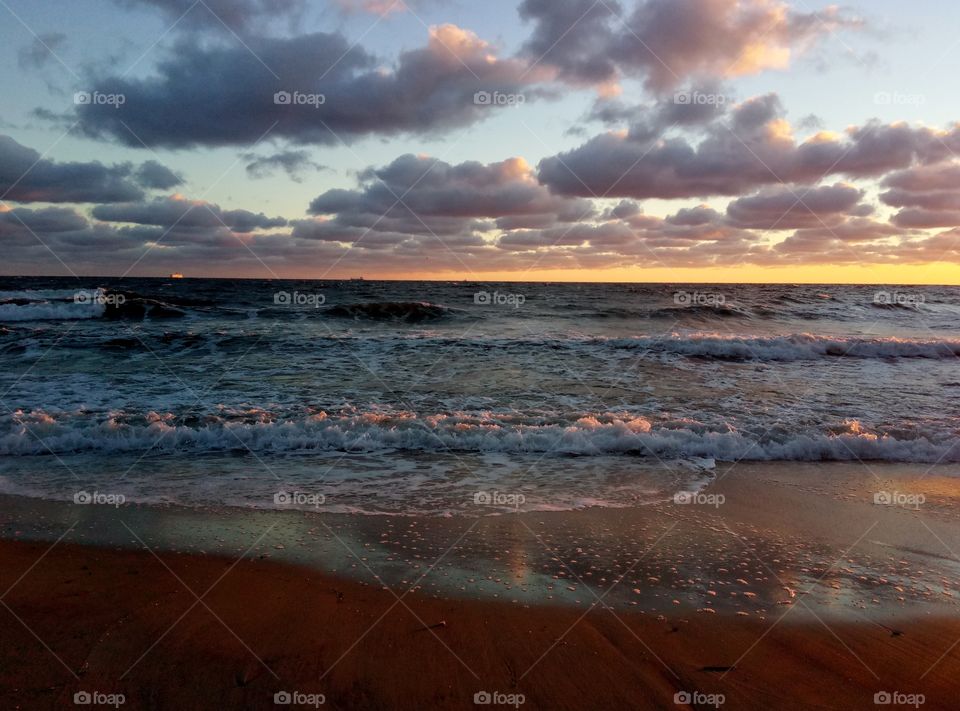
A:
[[349, 277, 364, 282], [169, 273, 184, 279]]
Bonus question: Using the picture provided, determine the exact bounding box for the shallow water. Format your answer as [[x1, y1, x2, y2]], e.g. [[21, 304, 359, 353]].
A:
[[1, 278, 958, 513]]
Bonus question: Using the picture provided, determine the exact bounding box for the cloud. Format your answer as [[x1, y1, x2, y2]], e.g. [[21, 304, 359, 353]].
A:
[[725, 183, 870, 229], [113, 0, 304, 33], [586, 80, 731, 133], [0, 205, 89, 241], [17, 33, 67, 70], [518, 0, 863, 91], [0, 189, 948, 276], [92, 195, 287, 233], [304, 153, 593, 242], [889, 208, 960, 229], [0, 202, 301, 275], [134, 160, 183, 189], [243, 150, 327, 182], [334, 0, 409, 15], [881, 163, 960, 229], [538, 95, 960, 199], [0, 205, 159, 275], [0, 134, 147, 203], [71, 25, 550, 149], [518, 0, 621, 87]]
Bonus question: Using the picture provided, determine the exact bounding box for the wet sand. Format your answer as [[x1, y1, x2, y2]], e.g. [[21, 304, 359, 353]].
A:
[[2, 537, 958, 710], [1, 462, 960, 708]]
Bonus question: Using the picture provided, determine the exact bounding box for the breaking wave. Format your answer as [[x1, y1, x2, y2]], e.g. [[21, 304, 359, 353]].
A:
[[3, 410, 958, 463], [608, 333, 960, 360]]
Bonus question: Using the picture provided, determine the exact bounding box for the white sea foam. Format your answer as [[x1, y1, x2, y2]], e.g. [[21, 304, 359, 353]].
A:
[[2, 411, 957, 463], [0, 289, 83, 301], [0, 299, 105, 321]]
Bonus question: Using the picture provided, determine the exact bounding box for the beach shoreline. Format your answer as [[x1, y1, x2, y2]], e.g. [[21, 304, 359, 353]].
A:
[[2, 462, 960, 708], [0, 535, 956, 710]]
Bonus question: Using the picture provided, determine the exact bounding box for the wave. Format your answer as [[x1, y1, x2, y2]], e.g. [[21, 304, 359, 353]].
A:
[[3, 411, 958, 463], [0, 287, 187, 322], [608, 333, 960, 360], [0, 288, 187, 322], [649, 304, 752, 320], [323, 301, 454, 322], [871, 301, 921, 311], [9, 326, 959, 362], [103, 296, 186, 320], [0, 300, 105, 321], [0, 289, 81, 302]]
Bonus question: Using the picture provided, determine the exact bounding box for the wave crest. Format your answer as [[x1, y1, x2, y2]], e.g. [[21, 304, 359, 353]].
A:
[[323, 301, 454, 322], [4, 410, 958, 463], [610, 333, 960, 360]]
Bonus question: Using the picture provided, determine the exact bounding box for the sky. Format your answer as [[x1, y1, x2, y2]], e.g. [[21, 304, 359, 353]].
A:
[[2, 0, 960, 283]]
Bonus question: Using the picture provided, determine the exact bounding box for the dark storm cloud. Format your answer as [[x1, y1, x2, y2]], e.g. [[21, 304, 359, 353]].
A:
[[0, 135, 145, 203], [71, 26, 548, 149], [243, 150, 327, 182]]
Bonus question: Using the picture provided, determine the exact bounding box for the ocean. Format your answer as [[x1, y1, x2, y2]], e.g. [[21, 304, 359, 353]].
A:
[[1, 277, 958, 515]]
